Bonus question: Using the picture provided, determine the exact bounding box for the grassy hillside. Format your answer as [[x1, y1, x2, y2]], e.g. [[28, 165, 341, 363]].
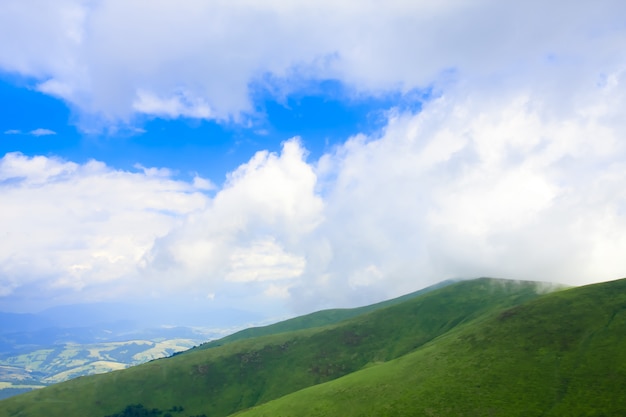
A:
[[236, 277, 626, 417], [0, 278, 543, 417], [194, 279, 455, 350]]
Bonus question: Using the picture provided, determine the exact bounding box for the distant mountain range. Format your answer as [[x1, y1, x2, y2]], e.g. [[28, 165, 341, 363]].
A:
[[0, 303, 265, 399], [1, 277, 625, 416], [1, 302, 264, 339]]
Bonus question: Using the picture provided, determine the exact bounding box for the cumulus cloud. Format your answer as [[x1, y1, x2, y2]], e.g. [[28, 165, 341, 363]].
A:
[[1, 0, 626, 316], [141, 139, 323, 301], [0, 153, 209, 307], [139, 70, 626, 312], [0, 143, 324, 310], [289, 70, 626, 310], [3, 77, 626, 312], [1, 0, 624, 126]]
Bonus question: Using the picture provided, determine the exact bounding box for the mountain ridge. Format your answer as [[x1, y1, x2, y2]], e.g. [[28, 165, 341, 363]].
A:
[[192, 278, 458, 351], [236, 277, 626, 416], [0, 277, 552, 417]]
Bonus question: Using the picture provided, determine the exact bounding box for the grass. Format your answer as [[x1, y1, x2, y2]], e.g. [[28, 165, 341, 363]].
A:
[[192, 279, 456, 351], [0, 277, 591, 417], [235, 278, 626, 417]]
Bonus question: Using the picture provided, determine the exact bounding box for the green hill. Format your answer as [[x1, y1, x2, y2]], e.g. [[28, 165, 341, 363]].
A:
[[0, 278, 545, 417], [236, 277, 626, 416], [192, 279, 456, 351]]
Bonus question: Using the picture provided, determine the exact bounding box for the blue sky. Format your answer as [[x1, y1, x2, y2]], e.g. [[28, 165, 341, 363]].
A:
[[1, 1, 626, 325], [0, 76, 399, 184]]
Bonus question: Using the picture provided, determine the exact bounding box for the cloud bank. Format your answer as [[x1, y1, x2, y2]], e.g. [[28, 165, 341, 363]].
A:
[[0, 153, 209, 307], [1, 1, 626, 314], [1, 0, 624, 125], [3, 70, 626, 312]]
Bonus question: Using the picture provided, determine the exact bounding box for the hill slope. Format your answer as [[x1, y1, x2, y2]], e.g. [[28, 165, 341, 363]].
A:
[[0, 278, 544, 417], [193, 279, 455, 350], [237, 277, 626, 417]]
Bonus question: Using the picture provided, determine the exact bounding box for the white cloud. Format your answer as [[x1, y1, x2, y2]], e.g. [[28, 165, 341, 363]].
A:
[[1, 0, 626, 316], [134, 70, 626, 312], [133, 163, 174, 178], [2, 128, 56, 137], [0, 153, 209, 306], [285, 69, 626, 310], [30, 128, 57, 136], [0, 0, 624, 126], [141, 139, 323, 299], [3, 73, 626, 312], [191, 175, 216, 191], [226, 238, 306, 283], [0, 152, 79, 184], [132, 89, 212, 119]]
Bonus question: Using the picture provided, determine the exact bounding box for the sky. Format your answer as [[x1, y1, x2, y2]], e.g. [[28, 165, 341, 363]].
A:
[[1, 0, 626, 323]]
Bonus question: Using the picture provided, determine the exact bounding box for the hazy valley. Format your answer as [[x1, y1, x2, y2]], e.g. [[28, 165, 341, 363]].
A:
[[0, 304, 265, 399]]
